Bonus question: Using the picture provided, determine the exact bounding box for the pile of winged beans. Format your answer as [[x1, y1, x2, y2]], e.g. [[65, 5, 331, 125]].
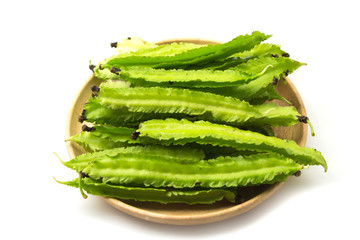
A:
[[56, 31, 327, 205]]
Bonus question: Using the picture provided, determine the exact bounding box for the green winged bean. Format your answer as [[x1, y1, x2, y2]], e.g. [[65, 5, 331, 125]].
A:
[[137, 119, 327, 171], [195, 43, 286, 70], [82, 97, 196, 127], [66, 125, 139, 152], [101, 31, 270, 69], [202, 56, 305, 101], [61, 145, 206, 173], [93, 40, 206, 81], [68, 123, 275, 156], [118, 65, 271, 88], [96, 85, 303, 127], [62, 148, 302, 188], [56, 177, 236, 204]]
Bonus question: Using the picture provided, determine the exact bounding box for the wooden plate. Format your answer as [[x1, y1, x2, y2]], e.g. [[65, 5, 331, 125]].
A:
[[65, 39, 307, 225]]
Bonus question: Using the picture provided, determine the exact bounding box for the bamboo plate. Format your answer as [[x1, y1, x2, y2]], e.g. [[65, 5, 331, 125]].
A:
[[65, 38, 307, 225]]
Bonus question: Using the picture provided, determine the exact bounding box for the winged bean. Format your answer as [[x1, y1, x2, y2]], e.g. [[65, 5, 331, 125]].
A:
[[197, 44, 285, 71], [137, 119, 327, 171], [66, 125, 139, 152], [56, 177, 236, 204], [61, 145, 206, 173], [96, 85, 303, 127], [118, 65, 271, 88], [62, 148, 302, 188], [93, 40, 206, 81], [101, 31, 270, 69], [202, 56, 305, 101]]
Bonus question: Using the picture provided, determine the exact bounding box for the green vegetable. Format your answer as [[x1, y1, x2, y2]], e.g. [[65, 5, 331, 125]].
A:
[[66, 125, 138, 152], [196, 43, 285, 70], [118, 65, 271, 88], [101, 31, 270, 69], [120, 41, 206, 57], [96, 85, 303, 127], [94, 40, 206, 81], [114, 37, 205, 56], [61, 147, 302, 188], [82, 97, 195, 127], [55, 177, 236, 204], [66, 131, 130, 152], [67, 124, 275, 154], [61, 145, 206, 172], [202, 56, 305, 101], [137, 119, 327, 171]]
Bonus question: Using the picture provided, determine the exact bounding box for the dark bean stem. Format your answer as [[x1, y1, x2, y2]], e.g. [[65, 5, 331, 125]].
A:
[[82, 124, 95, 132], [110, 67, 121, 74], [89, 64, 95, 72], [90, 85, 100, 93], [79, 171, 90, 178], [272, 77, 279, 85], [282, 53, 290, 57], [131, 131, 140, 140], [297, 115, 315, 136]]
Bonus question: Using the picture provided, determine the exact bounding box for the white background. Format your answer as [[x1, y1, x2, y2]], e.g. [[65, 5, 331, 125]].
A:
[[1, 0, 359, 239]]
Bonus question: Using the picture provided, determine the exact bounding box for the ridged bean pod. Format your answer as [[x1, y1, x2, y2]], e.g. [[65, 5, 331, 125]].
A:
[[93, 40, 206, 81], [61, 146, 303, 188], [113, 37, 206, 57], [67, 123, 275, 155], [81, 80, 190, 126], [203, 56, 305, 101], [117, 65, 271, 88], [61, 145, 206, 173], [96, 85, 303, 127], [66, 125, 138, 152], [136, 119, 327, 171], [193, 43, 285, 70], [101, 31, 270, 69], [82, 97, 195, 127], [117, 41, 206, 57], [56, 177, 236, 204]]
